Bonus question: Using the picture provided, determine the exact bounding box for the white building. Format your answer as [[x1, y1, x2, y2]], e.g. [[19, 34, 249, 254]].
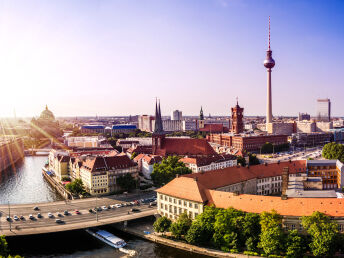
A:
[[171, 110, 183, 121], [180, 154, 237, 173]]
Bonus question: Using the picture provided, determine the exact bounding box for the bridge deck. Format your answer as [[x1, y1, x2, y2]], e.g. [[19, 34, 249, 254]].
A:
[[0, 194, 156, 236]]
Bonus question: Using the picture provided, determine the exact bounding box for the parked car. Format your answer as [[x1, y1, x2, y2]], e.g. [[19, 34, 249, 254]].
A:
[[110, 205, 116, 208], [29, 214, 34, 220], [64, 210, 69, 215], [20, 215, 25, 220], [57, 213, 63, 217], [37, 213, 42, 218], [89, 209, 94, 213], [131, 208, 140, 212], [75, 210, 81, 215], [101, 206, 108, 210], [55, 219, 63, 224], [6, 216, 11, 221], [13, 215, 19, 221], [114, 204, 121, 208], [48, 213, 54, 218], [33, 206, 39, 211]]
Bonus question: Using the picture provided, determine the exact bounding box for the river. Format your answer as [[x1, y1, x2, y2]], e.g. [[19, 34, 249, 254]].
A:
[[0, 156, 209, 258]]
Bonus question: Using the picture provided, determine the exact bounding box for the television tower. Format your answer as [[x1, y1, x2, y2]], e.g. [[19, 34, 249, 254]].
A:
[[264, 16, 275, 125]]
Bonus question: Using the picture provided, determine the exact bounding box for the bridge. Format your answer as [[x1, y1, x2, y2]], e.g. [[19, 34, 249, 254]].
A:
[[24, 148, 52, 156], [0, 194, 156, 236]]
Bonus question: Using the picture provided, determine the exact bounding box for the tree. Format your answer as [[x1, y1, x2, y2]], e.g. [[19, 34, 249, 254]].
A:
[[65, 179, 85, 195], [242, 212, 261, 251], [151, 156, 192, 187], [0, 235, 9, 257], [258, 210, 284, 255], [248, 153, 260, 166], [301, 211, 339, 257], [169, 213, 192, 239], [237, 156, 246, 167], [153, 216, 172, 233], [322, 142, 344, 162], [117, 173, 137, 192], [285, 230, 305, 258], [185, 206, 219, 245], [261, 142, 273, 154]]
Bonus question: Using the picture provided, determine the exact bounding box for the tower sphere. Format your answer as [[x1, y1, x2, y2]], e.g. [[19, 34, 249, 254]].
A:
[[264, 50, 275, 69]]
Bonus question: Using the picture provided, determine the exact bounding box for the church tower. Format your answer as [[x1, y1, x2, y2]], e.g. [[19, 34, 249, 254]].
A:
[[152, 99, 165, 155], [198, 106, 205, 129], [231, 98, 244, 134]]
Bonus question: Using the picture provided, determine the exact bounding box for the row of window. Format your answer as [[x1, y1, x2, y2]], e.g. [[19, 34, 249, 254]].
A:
[[159, 194, 199, 209]]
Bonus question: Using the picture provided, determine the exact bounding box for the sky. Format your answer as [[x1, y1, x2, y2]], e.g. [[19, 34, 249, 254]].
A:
[[0, 0, 343, 118]]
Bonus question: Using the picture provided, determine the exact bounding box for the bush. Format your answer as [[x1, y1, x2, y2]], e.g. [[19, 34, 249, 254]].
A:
[[153, 216, 172, 233], [243, 251, 260, 256], [230, 249, 239, 254]]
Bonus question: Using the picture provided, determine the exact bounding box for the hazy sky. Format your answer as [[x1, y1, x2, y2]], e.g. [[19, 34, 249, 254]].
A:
[[0, 0, 343, 118]]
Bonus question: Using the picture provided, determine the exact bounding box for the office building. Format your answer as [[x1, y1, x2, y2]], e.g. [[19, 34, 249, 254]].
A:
[[317, 98, 331, 122], [171, 110, 182, 121]]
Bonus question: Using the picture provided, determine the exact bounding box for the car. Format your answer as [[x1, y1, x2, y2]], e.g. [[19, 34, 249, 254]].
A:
[[33, 206, 39, 211], [57, 213, 63, 217], [131, 208, 140, 212], [29, 214, 34, 220], [149, 201, 157, 206], [37, 213, 42, 218], [110, 205, 116, 209], [6, 216, 11, 222], [64, 210, 69, 215], [55, 219, 63, 224], [48, 212, 54, 218], [101, 206, 108, 210], [75, 210, 81, 215], [130, 201, 136, 206], [13, 215, 19, 221], [20, 215, 25, 220], [89, 209, 93, 213], [133, 200, 139, 205], [127, 202, 133, 206], [114, 204, 121, 208]]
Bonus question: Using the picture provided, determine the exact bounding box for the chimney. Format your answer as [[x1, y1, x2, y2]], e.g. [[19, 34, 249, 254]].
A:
[[281, 167, 289, 197]]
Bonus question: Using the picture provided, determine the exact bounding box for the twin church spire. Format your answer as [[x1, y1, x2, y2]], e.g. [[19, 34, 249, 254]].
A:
[[154, 99, 164, 133]]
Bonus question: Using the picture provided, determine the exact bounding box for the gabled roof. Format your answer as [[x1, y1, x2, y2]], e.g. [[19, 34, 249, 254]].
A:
[[159, 138, 217, 156], [156, 177, 208, 203], [82, 155, 137, 172]]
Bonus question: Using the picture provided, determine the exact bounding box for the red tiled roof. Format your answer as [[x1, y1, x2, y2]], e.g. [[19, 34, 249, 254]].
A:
[[205, 190, 344, 217], [127, 145, 152, 155], [156, 177, 208, 203], [183, 160, 307, 189], [199, 124, 224, 133], [82, 155, 137, 172], [180, 154, 237, 166], [133, 153, 146, 163], [142, 155, 163, 165], [158, 138, 217, 157]]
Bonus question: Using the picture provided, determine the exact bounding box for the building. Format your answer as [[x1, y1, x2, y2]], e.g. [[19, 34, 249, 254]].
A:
[[116, 139, 140, 151], [180, 154, 237, 173], [264, 17, 275, 126], [207, 133, 288, 153], [133, 154, 163, 179], [317, 98, 331, 122], [296, 121, 316, 133], [80, 125, 105, 134], [231, 100, 244, 134], [307, 160, 340, 189], [152, 100, 218, 157], [138, 115, 155, 132], [48, 149, 70, 180], [112, 124, 137, 134], [162, 120, 184, 132], [77, 155, 139, 195], [156, 160, 344, 225], [267, 122, 294, 135], [316, 121, 333, 132], [289, 132, 332, 147], [65, 136, 106, 148], [298, 113, 311, 121], [171, 110, 182, 121], [0, 137, 24, 171]]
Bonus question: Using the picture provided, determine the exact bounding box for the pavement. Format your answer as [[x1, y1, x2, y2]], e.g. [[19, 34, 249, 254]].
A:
[[0, 192, 157, 236]]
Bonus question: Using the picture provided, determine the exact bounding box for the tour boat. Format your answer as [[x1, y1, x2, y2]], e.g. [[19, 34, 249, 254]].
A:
[[85, 228, 127, 248]]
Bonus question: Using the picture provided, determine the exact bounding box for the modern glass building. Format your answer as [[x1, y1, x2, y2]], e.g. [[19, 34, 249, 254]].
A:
[[317, 98, 331, 122]]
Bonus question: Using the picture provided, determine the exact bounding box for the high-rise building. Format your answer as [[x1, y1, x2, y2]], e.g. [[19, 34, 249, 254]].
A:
[[264, 17, 275, 126], [171, 110, 182, 120], [317, 99, 331, 122], [231, 99, 244, 134], [298, 113, 311, 121]]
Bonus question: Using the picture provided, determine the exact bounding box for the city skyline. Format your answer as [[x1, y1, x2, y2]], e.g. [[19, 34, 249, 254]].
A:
[[0, 0, 343, 117]]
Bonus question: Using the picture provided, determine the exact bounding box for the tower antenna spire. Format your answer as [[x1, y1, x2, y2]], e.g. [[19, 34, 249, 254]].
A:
[[268, 16, 271, 50]]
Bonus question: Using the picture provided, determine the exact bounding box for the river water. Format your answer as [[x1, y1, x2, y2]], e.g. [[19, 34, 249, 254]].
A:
[[1, 157, 209, 258]]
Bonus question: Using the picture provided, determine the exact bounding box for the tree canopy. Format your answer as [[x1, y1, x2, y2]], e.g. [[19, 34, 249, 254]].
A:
[[322, 142, 344, 162], [169, 213, 192, 239], [65, 179, 85, 195], [151, 156, 192, 187], [153, 216, 172, 233], [117, 173, 137, 192]]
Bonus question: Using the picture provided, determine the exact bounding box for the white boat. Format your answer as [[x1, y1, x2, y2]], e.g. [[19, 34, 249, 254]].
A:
[[85, 228, 127, 248]]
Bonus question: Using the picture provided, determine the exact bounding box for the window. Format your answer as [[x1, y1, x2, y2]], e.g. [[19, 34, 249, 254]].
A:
[[178, 200, 181, 205], [160, 195, 163, 200], [189, 202, 192, 208], [194, 203, 198, 209], [184, 201, 187, 206], [160, 203, 163, 209]]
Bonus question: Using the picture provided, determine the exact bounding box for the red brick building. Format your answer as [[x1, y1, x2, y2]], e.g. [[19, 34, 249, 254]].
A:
[[207, 133, 288, 153], [231, 100, 244, 134]]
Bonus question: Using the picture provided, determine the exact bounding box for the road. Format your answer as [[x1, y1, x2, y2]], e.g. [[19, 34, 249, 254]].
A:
[[0, 192, 157, 236]]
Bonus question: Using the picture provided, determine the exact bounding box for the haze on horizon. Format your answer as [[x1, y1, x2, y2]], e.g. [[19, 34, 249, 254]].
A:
[[0, 0, 343, 118]]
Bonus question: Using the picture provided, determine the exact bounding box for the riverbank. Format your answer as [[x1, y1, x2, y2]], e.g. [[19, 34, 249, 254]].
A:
[[113, 220, 260, 258]]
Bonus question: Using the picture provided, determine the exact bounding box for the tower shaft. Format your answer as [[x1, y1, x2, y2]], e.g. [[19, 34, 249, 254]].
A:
[[266, 68, 272, 124]]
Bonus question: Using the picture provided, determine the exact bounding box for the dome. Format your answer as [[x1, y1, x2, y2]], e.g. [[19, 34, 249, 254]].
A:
[[40, 105, 55, 121]]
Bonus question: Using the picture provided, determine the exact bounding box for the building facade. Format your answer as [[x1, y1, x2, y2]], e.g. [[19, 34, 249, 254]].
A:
[[317, 98, 331, 122], [171, 110, 183, 121], [231, 101, 244, 134]]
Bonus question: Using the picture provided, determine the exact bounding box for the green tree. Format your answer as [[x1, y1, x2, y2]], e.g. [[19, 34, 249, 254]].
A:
[[0, 235, 9, 257], [285, 230, 305, 258], [151, 156, 192, 187], [65, 179, 85, 195], [258, 210, 284, 255], [242, 212, 261, 251], [248, 153, 260, 166], [117, 173, 137, 192], [301, 211, 339, 257], [185, 206, 219, 245], [153, 216, 172, 233], [237, 156, 246, 167], [322, 142, 344, 162], [261, 142, 273, 154], [169, 213, 192, 239]]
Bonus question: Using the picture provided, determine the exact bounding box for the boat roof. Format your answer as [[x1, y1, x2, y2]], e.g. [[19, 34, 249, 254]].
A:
[[96, 230, 123, 242]]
